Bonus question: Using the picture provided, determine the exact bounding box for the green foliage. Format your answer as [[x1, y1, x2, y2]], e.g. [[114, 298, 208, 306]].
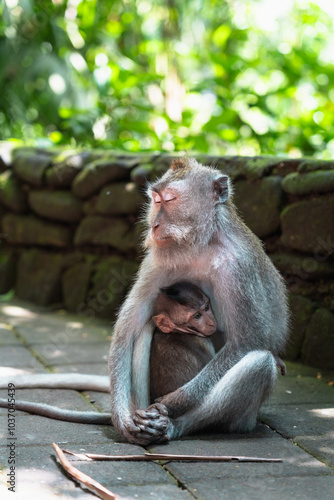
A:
[[0, 0, 334, 158]]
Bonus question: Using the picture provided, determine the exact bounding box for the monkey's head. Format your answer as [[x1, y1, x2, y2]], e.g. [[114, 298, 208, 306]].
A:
[[153, 281, 217, 337], [145, 158, 232, 252]]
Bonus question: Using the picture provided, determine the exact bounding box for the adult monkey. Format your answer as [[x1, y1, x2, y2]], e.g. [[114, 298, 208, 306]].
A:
[[108, 158, 289, 445]]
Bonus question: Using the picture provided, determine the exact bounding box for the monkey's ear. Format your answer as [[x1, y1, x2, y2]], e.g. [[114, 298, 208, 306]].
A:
[[153, 314, 175, 333], [213, 175, 229, 203]]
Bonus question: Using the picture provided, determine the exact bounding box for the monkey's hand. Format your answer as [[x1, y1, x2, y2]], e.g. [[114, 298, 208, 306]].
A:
[[132, 403, 170, 444], [116, 415, 145, 445], [274, 356, 286, 376]]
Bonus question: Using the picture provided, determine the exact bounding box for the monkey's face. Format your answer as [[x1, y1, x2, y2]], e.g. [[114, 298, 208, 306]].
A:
[[145, 160, 231, 251], [148, 186, 187, 248], [185, 300, 217, 337]]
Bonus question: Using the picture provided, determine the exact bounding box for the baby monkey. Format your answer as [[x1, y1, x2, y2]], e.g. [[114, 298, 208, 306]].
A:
[[150, 281, 217, 401], [150, 281, 286, 402]]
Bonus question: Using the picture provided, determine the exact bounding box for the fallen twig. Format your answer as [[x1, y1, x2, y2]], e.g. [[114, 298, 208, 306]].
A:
[[52, 443, 129, 500], [63, 449, 282, 463]]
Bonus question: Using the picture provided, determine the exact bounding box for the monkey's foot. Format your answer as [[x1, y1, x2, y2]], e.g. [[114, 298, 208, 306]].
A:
[[116, 416, 146, 445], [132, 403, 170, 444]]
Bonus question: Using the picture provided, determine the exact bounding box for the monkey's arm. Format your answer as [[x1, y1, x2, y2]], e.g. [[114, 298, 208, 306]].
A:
[[108, 256, 163, 443]]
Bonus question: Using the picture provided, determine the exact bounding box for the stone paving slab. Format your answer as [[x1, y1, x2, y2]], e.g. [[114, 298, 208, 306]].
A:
[[55, 363, 109, 375], [283, 361, 322, 377], [186, 475, 334, 500], [83, 391, 110, 411], [14, 316, 111, 346], [0, 345, 44, 369], [65, 443, 178, 488], [30, 342, 108, 367], [0, 324, 21, 346], [264, 375, 334, 405], [0, 415, 117, 446], [0, 302, 112, 345], [260, 403, 334, 438], [0, 365, 48, 379], [0, 444, 96, 499], [294, 432, 334, 468], [0, 441, 193, 500], [112, 484, 194, 499], [0, 388, 96, 412], [152, 436, 332, 481]]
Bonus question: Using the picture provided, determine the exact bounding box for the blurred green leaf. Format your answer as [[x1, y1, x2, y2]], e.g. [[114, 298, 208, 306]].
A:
[[0, 0, 333, 157]]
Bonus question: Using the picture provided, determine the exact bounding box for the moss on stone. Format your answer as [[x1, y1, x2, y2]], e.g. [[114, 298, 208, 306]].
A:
[[281, 194, 334, 254], [16, 249, 64, 305], [302, 308, 334, 370], [282, 170, 334, 196], [0, 251, 16, 294], [86, 256, 139, 318], [0, 170, 28, 212], [62, 260, 93, 312], [29, 190, 83, 222], [298, 159, 334, 173], [285, 294, 316, 360], [95, 182, 144, 216], [3, 214, 71, 247], [45, 151, 92, 187], [74, 215, 135, 251], [12, 151, 52, 186], [270, 253, 334, 280], [233, 176, 283, 238], [72, 157, 139, 199]]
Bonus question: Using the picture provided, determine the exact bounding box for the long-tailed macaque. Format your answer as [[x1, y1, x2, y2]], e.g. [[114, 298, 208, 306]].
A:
[[108, 158, 289, 445]]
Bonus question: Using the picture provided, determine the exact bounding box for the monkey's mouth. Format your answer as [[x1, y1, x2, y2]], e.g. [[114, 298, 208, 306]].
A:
[[153, 235, 173, 247]]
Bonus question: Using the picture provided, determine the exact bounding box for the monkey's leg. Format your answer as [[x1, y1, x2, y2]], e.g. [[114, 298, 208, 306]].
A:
[[165, 350, 277, 440]]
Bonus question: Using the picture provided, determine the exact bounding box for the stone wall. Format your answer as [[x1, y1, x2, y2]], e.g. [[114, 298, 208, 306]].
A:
[[0, 146, 333, 370]]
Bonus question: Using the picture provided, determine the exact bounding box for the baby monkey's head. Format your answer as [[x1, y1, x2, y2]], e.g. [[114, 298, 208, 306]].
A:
[[153, 281, 217, 337]]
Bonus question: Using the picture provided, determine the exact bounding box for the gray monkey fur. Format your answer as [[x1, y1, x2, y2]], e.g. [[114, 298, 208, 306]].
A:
[[109, 158, 289, 444]]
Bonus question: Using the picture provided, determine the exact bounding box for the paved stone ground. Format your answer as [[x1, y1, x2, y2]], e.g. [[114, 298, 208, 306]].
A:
[[0, 299, 333, 500]]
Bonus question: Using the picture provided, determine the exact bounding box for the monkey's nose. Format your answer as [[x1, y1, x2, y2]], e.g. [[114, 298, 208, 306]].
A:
[[153, 220, 160, 231]]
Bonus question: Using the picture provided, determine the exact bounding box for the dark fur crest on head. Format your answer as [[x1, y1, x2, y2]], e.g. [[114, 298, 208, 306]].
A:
[[170, 158, 188, 171], [167, 158, 192, 180], [160, 281, 205, 310]]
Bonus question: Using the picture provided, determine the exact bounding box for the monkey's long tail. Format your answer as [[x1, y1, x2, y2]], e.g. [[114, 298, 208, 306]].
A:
[[0, 373, 110, 392], [0, 398, 112, 424]]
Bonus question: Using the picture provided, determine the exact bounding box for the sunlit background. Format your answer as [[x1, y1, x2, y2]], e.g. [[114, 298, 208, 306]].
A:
[[1, 0, 334, 157]]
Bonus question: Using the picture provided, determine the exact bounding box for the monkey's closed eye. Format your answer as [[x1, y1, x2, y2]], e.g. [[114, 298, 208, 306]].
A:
[[152, 193, 161, 204], [164, 193, 176, 202]]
